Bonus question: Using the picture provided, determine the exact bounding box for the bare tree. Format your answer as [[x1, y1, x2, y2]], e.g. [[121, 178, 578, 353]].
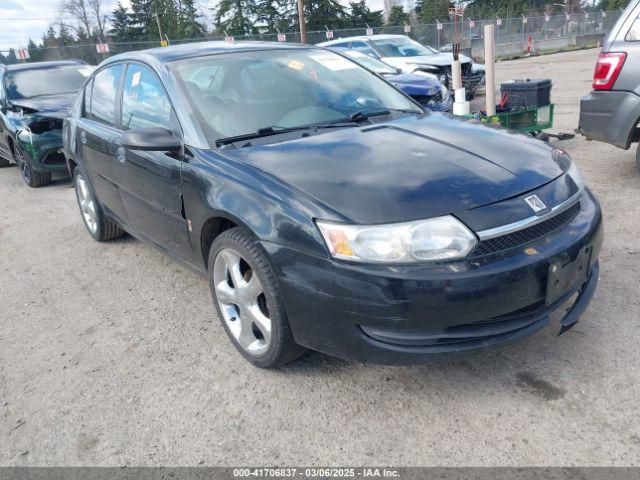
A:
[[88, 0, 108, 40], [60, 0, 108, 40]]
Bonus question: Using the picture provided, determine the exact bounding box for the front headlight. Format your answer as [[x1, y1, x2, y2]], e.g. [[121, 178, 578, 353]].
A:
[[316, 216, 477, 264], [440, 83, 449, 100], [554, 148, 585, 193], [567, 160, 585, 193]]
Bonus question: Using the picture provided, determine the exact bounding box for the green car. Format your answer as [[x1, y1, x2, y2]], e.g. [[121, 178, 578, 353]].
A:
[[0, 60, 92, 187]]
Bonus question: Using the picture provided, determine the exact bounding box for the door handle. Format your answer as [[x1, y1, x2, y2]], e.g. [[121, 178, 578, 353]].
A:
[[116, 146, 126, 163], [80, 131, 87, 145]]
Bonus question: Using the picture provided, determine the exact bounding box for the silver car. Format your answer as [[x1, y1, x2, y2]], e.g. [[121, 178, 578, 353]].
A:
[[579, 0, 640, 170], [317, 34, 485, 96]]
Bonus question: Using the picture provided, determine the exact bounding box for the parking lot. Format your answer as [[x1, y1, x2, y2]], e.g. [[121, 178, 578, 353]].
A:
[[1, 48, 639, 466]]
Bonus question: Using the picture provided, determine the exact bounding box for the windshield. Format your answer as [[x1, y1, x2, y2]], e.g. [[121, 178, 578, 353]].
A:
[[372, 37, 438, 57], [172, 48, 420, 143], [5, 64, 92, 100], [343, 51, 397, 75]]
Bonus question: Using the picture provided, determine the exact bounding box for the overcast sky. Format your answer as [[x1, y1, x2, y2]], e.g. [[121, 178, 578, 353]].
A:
[[0, 0, 387, 52]]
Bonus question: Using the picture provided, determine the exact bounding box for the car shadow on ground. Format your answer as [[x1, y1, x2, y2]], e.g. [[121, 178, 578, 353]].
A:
[[276, 322, 592, 402]]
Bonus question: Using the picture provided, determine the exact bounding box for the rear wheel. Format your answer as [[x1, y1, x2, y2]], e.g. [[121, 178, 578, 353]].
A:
[[74, 167, 124, 242], [15, 143, 51, 187], [208, 227, 305, 368]]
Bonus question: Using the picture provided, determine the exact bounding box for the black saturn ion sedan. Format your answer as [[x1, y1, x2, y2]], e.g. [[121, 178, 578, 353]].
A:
[[63, 41, 603, 368]]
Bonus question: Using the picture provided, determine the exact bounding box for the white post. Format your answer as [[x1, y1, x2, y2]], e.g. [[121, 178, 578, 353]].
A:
[[484, 24, 496, 117], [451, 58, 469, 115]]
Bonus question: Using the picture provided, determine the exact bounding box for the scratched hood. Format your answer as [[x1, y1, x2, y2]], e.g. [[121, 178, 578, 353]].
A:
[[10, 93, 76, 116], [223, 113, 564, 224]]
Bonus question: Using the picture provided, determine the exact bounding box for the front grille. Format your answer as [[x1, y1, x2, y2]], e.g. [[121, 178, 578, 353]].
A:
[[470, 202, 581, 258]]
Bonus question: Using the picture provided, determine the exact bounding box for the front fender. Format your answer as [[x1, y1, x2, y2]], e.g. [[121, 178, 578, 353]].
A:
[[181, 150, 337, 269]]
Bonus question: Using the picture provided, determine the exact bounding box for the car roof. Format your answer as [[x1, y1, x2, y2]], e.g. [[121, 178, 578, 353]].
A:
[[5, 59, 86, 72], [104, 40, 312, 65], [318, 34, 408, 46]]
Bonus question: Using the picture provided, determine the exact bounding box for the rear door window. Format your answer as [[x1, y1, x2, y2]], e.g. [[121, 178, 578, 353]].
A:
[[88, 64, 124, 126], [121, 64, 172, 131]]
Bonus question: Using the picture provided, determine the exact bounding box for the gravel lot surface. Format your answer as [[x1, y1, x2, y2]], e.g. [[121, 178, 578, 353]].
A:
[[1, 48, 639, 466]]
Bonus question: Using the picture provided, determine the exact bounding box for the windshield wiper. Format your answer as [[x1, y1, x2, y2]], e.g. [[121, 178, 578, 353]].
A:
[[348, 107, 423, 122], [216, 122, 358, 147]]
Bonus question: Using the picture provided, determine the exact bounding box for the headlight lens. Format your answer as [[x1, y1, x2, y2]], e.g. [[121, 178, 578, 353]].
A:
[[316, 216, 477, 263], [554, 148, 585, 193], [440, 83, 449, 100], [567, 160, 585, 193]]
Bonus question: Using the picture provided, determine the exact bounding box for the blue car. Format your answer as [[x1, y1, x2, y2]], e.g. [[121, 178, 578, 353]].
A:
[[340, 50, 452, 112]]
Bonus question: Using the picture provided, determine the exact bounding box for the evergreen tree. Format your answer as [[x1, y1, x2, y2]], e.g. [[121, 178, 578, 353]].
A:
[[110, 2, 133, 41], [26, 39, 44, 62], [597, 0, 631, 9], [129, 0, 180, 40], [256, 0, 290, 32], [7, 48, 18, 64], [58, 22, 75, 46], [386, 5, 410, 26], [304, 0, 348, 30], [347, 0, 383, 27], [214, 0, 259, 35], [417, 0, 452, 23], [42, 26, 58, 48], [462, 0, 565, 18], [178, 0, 206, 38]]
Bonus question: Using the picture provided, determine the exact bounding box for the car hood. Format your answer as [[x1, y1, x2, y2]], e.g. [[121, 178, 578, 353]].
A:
[[10, 93, 76, 116], [223, 114, 564, 224], [385, 72, 441, 96], [383, 52, 471, 67]]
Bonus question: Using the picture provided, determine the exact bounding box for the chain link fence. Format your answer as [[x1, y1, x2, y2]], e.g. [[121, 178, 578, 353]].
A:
[[1, 10, 624, 66]]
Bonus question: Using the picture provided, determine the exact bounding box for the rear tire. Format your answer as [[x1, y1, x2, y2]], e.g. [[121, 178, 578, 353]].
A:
[[15, 143, 52, 187], [208, 227, 306, 368], [73, 167, 124, 242]]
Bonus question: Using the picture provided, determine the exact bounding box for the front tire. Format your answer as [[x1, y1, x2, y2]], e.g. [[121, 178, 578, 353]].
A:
[[15, 143, 51, 187], [73, 167, 124, 242], [208, 227, 305, 368]]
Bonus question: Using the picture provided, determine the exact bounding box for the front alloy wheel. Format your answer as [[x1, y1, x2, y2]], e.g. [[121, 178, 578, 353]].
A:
[[208, 227, 305, 368], [213, 247, 272, 356]]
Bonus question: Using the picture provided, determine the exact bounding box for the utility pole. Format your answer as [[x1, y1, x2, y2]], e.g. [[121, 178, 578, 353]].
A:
[[155, 12, 164, 43], [297, 0, 307, 43]]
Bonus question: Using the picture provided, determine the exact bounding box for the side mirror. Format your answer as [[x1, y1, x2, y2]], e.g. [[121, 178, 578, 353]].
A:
[[121, 127, 181, 152]]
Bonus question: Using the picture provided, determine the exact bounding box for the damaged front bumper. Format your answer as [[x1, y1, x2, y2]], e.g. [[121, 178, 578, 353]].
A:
[[16, 127, 67, 173]]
